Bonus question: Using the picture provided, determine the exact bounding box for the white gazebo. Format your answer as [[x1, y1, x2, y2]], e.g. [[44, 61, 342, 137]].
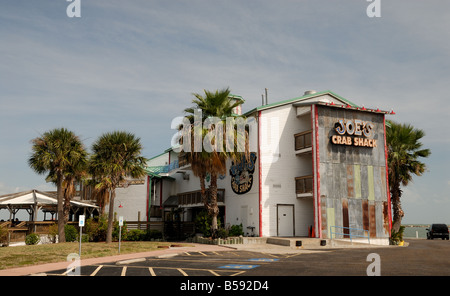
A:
[[0, 189, 99, 227]]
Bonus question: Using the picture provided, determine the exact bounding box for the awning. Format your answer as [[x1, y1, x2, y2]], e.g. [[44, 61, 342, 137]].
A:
[[163, 195, 178, 207]]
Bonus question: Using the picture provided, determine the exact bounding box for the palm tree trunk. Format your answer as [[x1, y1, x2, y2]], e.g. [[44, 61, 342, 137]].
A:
[[56, 172, 66, 243], [106, 189, 115, 243], [391, 182, 404, 233], [209, 172, 219, 237], [62, 179, 73, 225]]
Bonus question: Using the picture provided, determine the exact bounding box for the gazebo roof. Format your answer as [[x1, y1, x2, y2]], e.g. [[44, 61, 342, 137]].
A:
[[0, 190, 98, 210]]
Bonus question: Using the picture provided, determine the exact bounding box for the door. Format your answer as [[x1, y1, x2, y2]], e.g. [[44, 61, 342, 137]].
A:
[[240, 206, 248, 235], [277, 204, 294, 237]]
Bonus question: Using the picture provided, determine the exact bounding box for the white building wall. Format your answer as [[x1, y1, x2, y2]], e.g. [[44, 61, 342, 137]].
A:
[[259, 102, 315, 237], [106, 180, 148, 222]]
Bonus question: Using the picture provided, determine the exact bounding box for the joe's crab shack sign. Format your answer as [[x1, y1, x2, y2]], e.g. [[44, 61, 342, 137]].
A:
[[331, 119, 377, 148]]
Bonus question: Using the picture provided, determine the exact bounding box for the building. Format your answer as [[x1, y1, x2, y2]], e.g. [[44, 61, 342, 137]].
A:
[[112, 90, 393, 244]]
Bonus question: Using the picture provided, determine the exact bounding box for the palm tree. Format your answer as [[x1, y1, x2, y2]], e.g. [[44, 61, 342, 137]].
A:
[[183, 88, 246, 237], [28, 128, 87, 242], [89, 131, 147, 243], [386, 121, 431, 232]]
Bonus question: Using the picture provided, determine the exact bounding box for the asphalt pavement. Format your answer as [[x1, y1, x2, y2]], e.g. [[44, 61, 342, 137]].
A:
[[2, 238, 449, 277]]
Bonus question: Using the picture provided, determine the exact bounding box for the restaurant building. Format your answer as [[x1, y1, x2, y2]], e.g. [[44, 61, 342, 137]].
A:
[[114, 90, 393, 244]]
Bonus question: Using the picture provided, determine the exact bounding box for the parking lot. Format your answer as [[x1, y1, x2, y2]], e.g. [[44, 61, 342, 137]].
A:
[[40, 239, 450, 277], [45, 250, 291, 276]]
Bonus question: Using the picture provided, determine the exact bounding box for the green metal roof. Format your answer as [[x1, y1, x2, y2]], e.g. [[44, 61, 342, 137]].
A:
[[244, 90, 359, 116], [229, 93, 245, 102]]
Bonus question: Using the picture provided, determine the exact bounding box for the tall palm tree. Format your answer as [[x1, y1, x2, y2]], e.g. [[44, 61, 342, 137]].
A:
[[28, 128, 87, 243], [89, 131, 147, 243], [386, 121, 431, 232], [183, 88, 246, 236]]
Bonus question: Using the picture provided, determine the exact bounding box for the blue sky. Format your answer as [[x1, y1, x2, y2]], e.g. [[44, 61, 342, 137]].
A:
[[1, 0, 449, 224]]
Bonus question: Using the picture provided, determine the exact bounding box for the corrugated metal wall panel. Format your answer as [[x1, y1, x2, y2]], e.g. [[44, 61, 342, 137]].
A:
[[317, 105, 390, 240]]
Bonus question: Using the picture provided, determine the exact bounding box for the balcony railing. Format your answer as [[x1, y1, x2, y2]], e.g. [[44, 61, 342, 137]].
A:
[[294, 131, 312, 151], [295, 175, 313, 196], [178, 189, 225, 206]]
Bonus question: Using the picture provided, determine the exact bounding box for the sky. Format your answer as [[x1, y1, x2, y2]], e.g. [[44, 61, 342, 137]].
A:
[[0, 0, 449, 224]]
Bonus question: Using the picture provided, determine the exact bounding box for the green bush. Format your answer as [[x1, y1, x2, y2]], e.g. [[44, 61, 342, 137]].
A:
[[390, 225, 405, 245], [0, 225, 8, 246], [64, 224, 78, 242], [126, 229, 144, 241], [112, 220, 127, 241], [144, 229, 163, 241], [47, 223, 58, 243], [81, 233, 89, 243], [25, 233, 40, 245], [194, 210, 222, 238], [85, 216, 107, 242], [229, 224, 244, 236], [83, 215, 128, 242]]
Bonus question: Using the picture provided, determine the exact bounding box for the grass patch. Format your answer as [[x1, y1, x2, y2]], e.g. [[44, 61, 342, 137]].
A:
[[0, 241, 188, 270]]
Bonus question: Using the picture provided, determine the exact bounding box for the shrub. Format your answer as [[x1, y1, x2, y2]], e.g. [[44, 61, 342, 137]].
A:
[[0, 226, 9, 246], [85, 216, 107, 242], [112, 220, 127, 241], [144, 229, 163, 241], [84, 215, 128, 242], [25, 233, 40, 245], [64, 224, 78, 242], [47, 223, 58, 243], [229, 224, 244, 236], [194, 210, 222, 238], [127, 229, 144, 241], [390, 225, 405, 245], [216, 227, 228, 239]]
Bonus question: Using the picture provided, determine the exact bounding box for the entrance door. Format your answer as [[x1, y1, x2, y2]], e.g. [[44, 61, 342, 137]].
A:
[[277, 204, 294, 237]]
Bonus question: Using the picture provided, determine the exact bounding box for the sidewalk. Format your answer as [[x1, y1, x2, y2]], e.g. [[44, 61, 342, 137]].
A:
[[0, 243, 229, 276]]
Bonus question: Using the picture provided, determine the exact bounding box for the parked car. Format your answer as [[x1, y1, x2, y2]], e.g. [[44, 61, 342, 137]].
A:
[[426, 224, 449, 240]]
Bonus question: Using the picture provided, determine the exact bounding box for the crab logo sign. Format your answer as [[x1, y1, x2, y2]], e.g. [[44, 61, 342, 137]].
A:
[[229, 152, 257, 195]]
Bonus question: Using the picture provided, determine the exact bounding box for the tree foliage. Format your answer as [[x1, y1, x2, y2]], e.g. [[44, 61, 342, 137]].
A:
[[28, 127, 87, 242], [386, 121, 431, 232], [89, 131, 147, 243]]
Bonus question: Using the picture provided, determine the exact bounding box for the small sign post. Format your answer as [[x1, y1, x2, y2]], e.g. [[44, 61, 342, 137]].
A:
[[78, 215, 85, 257], [118, 216, 123, 254]]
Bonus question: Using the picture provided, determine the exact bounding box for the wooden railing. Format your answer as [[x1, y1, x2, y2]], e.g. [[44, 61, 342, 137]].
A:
[[178, 189, 225, 206], [125, 221, 164, 231]]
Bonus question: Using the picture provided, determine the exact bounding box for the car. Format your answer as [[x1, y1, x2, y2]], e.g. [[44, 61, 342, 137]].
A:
[[426, 224, 449, 240]]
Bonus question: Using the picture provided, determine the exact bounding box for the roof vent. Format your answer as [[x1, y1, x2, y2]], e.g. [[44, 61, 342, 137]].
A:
[[304, 90, 317, 95]]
